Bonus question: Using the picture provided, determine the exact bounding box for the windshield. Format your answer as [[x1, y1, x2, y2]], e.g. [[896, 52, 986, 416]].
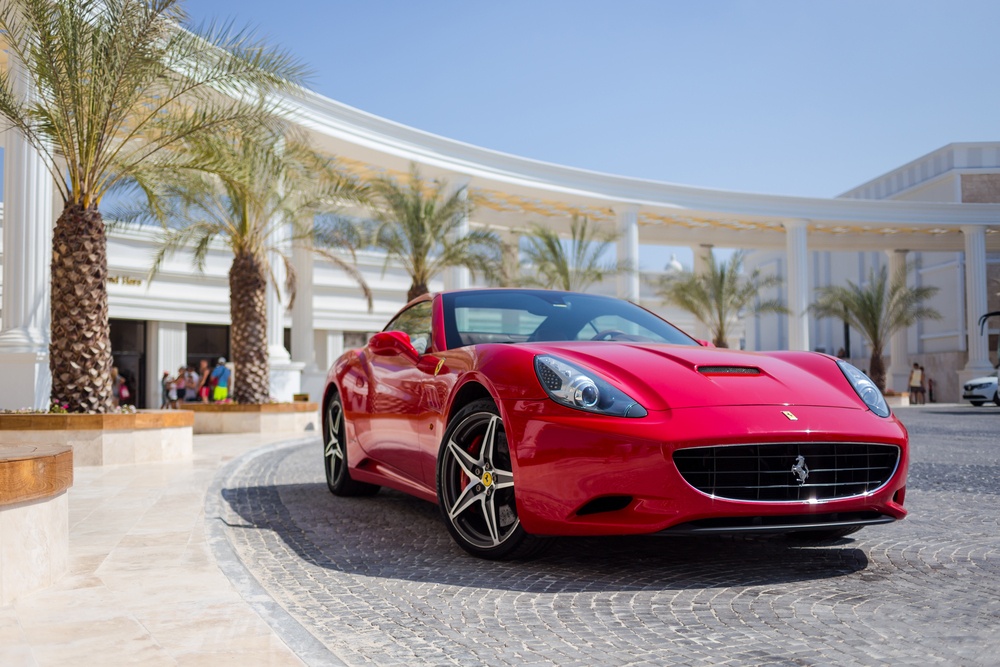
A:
[[441, 290, 698, 349]]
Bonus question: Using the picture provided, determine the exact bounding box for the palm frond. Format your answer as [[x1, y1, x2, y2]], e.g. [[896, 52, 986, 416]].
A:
[[656, 250, 788, 347], [367, 163, 499, 298]]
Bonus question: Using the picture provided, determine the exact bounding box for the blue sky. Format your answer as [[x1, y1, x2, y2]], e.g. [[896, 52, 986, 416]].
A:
[[186, 0, 1000, 198]]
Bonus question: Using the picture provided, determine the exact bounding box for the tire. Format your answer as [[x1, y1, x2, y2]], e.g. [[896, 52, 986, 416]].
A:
[[994, 392, 1000, 407], [788, 526, 862, 541], [323, 393, 379, 497], [971, 401, 985, 407], [436, 398, 549, 560]]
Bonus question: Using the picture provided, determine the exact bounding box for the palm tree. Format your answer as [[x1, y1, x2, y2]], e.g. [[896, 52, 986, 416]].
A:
[[812, 264, 941, 392], [369, 165, 501, 301], [656, 250, 786, 348], [0, 0, 305, 412], [518, 216, 624, 292], [140, 129, 369, 404]]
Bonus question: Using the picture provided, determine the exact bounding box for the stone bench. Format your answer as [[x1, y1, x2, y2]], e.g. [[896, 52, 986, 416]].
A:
[[184, 402, 319, 434], [0, 411, 194, 467], [0, 444, 73, 604]]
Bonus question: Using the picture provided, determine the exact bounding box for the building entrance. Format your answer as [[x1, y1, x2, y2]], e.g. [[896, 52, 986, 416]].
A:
[[109, 318, 146, 408]]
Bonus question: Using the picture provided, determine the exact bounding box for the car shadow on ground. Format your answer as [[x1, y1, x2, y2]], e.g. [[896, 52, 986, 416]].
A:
[[220, 482, 870, 593]]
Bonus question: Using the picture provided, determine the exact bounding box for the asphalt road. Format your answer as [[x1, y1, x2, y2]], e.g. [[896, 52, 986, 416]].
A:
[[214, 405, 1000, 666]]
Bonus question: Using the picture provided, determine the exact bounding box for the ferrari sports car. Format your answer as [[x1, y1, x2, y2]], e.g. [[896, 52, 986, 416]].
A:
[[322, 289, 908, 559]]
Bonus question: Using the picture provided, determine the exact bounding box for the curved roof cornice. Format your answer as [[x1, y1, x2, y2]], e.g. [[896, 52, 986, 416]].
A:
[[283, 88, 1000, 229]]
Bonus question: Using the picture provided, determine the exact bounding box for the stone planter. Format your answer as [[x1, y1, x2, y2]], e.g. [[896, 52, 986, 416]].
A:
[[0, 410, 194, 467], [185, 402, 319, 434], [0, 444, 72, 604]]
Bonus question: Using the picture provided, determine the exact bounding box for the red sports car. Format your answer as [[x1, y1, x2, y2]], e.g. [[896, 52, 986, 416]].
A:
[[322, 289, 908, 559]]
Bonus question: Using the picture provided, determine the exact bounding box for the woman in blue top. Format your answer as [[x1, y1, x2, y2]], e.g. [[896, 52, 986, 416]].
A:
[[210, 357, 232, 402]]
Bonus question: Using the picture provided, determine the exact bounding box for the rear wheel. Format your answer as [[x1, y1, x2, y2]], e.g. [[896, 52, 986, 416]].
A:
[[437, 398, 548, 560], [324, 394, 379, 497]]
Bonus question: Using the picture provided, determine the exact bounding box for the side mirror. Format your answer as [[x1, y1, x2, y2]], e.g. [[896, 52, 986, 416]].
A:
[[369, 331, 420, 362], [696, 339, 716, 348]]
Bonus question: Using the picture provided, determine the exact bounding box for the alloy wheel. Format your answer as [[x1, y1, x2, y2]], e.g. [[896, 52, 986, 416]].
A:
[[439, 409, 520, 550]]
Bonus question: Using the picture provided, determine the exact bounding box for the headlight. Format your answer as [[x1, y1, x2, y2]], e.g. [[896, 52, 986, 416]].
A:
[[534, 355, 647, 418], [836, 360, 890, 418]]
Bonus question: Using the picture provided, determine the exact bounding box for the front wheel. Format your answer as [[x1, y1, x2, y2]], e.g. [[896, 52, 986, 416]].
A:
[[993, 392, 1000, 407], [324, 393, 379, 497], [971, 401, 985, 407], [436, 398, 548, 560]]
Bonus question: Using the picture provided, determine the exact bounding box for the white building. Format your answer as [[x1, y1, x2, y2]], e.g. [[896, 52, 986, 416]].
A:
[[747, 143, 1000, 402], [2, 60, 999, 408]]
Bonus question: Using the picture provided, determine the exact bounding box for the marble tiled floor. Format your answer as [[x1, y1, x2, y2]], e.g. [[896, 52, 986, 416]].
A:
[[0, 434, 306, 667]]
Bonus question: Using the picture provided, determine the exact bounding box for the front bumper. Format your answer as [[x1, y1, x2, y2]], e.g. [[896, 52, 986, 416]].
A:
[[500, 399, 909, 537]]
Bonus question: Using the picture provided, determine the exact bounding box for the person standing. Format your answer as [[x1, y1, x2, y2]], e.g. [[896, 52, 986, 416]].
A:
[[210, 357, 232, 402], [907, 363, 923, 405], [110, 367, 123, 408], [173, 367, 187, 409], [160, 371, 171, 409], [196, 359, 212, 403]]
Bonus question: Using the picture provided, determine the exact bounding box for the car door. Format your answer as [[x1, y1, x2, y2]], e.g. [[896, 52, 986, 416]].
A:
[[362, 300, 436, 485]]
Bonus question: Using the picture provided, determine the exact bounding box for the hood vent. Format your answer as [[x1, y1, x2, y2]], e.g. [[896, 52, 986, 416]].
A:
[[698, 366, 761, 376]]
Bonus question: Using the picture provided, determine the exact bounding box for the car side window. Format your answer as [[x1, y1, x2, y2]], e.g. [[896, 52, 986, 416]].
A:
[[384, 301, 434, 354]]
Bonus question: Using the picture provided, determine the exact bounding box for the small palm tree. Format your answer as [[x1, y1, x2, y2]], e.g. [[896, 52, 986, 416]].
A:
[[140, 129, 369, 404], [518, 216, 624, 292], [369, 165, 501, 301], [812, 264, 941, 392], [656, 250, 786, 348], [0, 0, 305, 412]]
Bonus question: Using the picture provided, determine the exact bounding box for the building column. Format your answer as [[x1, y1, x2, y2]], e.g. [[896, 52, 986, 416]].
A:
[[266, 222, 303, 401], [446, 181, 471, 290], [292, 242, 326, 402], [887, 250, 911, 393], [784, 219, 810, 351], [290, 243, 317, 371], [323, 331, 345, 370], [689, 243, 714, 341], [959, 225, 993, 386], [0, 54, 55, 410], [146, 321, 187, 409], [615, 205, 640, 302], [502, 231, 521, 286]]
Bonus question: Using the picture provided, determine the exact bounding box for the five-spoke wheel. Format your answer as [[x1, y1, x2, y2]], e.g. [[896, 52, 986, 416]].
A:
[[323, 393, 378, 497], [436, 398, 547, 559]]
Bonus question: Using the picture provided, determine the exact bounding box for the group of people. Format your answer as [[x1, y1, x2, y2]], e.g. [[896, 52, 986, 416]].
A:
[[110, 366, 132, 408], [908, 362, 930, 404], [160, 357, 232, 409]]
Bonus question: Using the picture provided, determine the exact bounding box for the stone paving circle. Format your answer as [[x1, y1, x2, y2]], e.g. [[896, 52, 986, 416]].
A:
[[209, 406, 1000, 666]]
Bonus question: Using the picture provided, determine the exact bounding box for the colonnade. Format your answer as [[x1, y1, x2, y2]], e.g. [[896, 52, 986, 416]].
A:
[[0, 105, 995, 405]]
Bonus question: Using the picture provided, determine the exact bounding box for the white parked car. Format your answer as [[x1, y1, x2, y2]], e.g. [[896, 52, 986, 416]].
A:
[[962, 375, 1000, 407]]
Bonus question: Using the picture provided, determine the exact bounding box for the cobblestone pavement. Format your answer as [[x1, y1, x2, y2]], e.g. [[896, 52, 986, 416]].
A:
[[214, 406, 1000, 666]]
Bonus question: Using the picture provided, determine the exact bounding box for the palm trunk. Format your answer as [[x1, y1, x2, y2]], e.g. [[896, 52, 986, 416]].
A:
[[407, 281, 428, 302], [869, 348, 887, 393], [50, 203, 113, 413], [230, 250, 270, 403]]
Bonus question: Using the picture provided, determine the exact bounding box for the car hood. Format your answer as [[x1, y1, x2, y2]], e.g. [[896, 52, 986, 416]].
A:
[[965, 376, 998, 385], [525, 342, 863, 412]]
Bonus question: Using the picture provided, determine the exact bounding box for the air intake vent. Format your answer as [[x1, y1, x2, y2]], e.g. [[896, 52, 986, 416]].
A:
[[698, 366, 760, 375], [576, 495, 633, 516], [673, 442, 900, 502]]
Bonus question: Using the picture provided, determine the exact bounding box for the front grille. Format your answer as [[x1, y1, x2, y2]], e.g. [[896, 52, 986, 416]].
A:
[[673, 442, 900, 502]]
